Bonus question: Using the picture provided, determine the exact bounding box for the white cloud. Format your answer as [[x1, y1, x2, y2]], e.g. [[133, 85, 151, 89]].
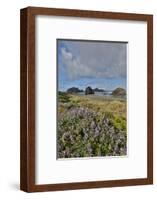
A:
[[60, 40, 127, 80], [61, 48, 72, 60], [61, 47, 92, 79]]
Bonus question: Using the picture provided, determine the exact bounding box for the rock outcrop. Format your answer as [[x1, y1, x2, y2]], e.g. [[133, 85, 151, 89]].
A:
[[112, 87, 126, 96], [85, 86, 95, 95]]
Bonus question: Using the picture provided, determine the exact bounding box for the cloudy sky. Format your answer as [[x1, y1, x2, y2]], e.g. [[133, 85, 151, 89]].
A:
[[57, 39, 127, 91]]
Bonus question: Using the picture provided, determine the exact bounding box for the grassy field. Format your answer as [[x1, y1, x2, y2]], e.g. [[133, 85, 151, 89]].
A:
[[57, 92, 127, 159]]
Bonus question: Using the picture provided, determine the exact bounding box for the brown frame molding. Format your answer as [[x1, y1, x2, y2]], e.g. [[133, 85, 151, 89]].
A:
[[20, 7, 153, 192]]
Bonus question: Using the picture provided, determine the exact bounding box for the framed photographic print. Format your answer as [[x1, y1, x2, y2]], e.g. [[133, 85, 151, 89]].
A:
[[20, 7, 153, 192]]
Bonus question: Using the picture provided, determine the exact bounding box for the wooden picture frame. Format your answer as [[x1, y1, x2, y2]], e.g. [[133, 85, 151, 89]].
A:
[[20, 6, 153, 192]]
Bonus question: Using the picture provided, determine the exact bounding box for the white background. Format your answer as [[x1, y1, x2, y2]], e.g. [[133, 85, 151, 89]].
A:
[[0, 0, 156, 199], [36, 16, 147, 184]]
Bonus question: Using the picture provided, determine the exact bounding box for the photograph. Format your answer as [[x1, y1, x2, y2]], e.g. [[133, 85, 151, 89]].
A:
[[57, 39, 127, 159], [20, 7, 153, 192]]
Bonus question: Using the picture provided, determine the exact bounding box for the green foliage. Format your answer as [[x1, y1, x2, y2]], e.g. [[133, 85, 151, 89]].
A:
[[58, 91, 70, 103], [111, 115, 126, 132]]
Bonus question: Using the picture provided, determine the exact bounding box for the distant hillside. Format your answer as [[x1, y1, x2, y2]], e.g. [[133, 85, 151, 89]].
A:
[[67, 87, 83, 93], [94, 88, 105, 92]]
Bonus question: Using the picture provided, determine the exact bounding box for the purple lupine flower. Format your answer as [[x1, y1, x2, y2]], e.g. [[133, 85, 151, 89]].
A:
[[94, 126, 100, 137], [87, 143, 92, 154], [90, 121, 96, 129]]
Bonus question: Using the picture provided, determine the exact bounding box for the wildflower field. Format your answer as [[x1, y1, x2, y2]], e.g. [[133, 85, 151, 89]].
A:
[[57, 92, 127, 159]]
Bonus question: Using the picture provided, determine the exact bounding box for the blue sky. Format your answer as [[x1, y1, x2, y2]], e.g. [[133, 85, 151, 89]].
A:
[[57, 39, 127, 91]]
